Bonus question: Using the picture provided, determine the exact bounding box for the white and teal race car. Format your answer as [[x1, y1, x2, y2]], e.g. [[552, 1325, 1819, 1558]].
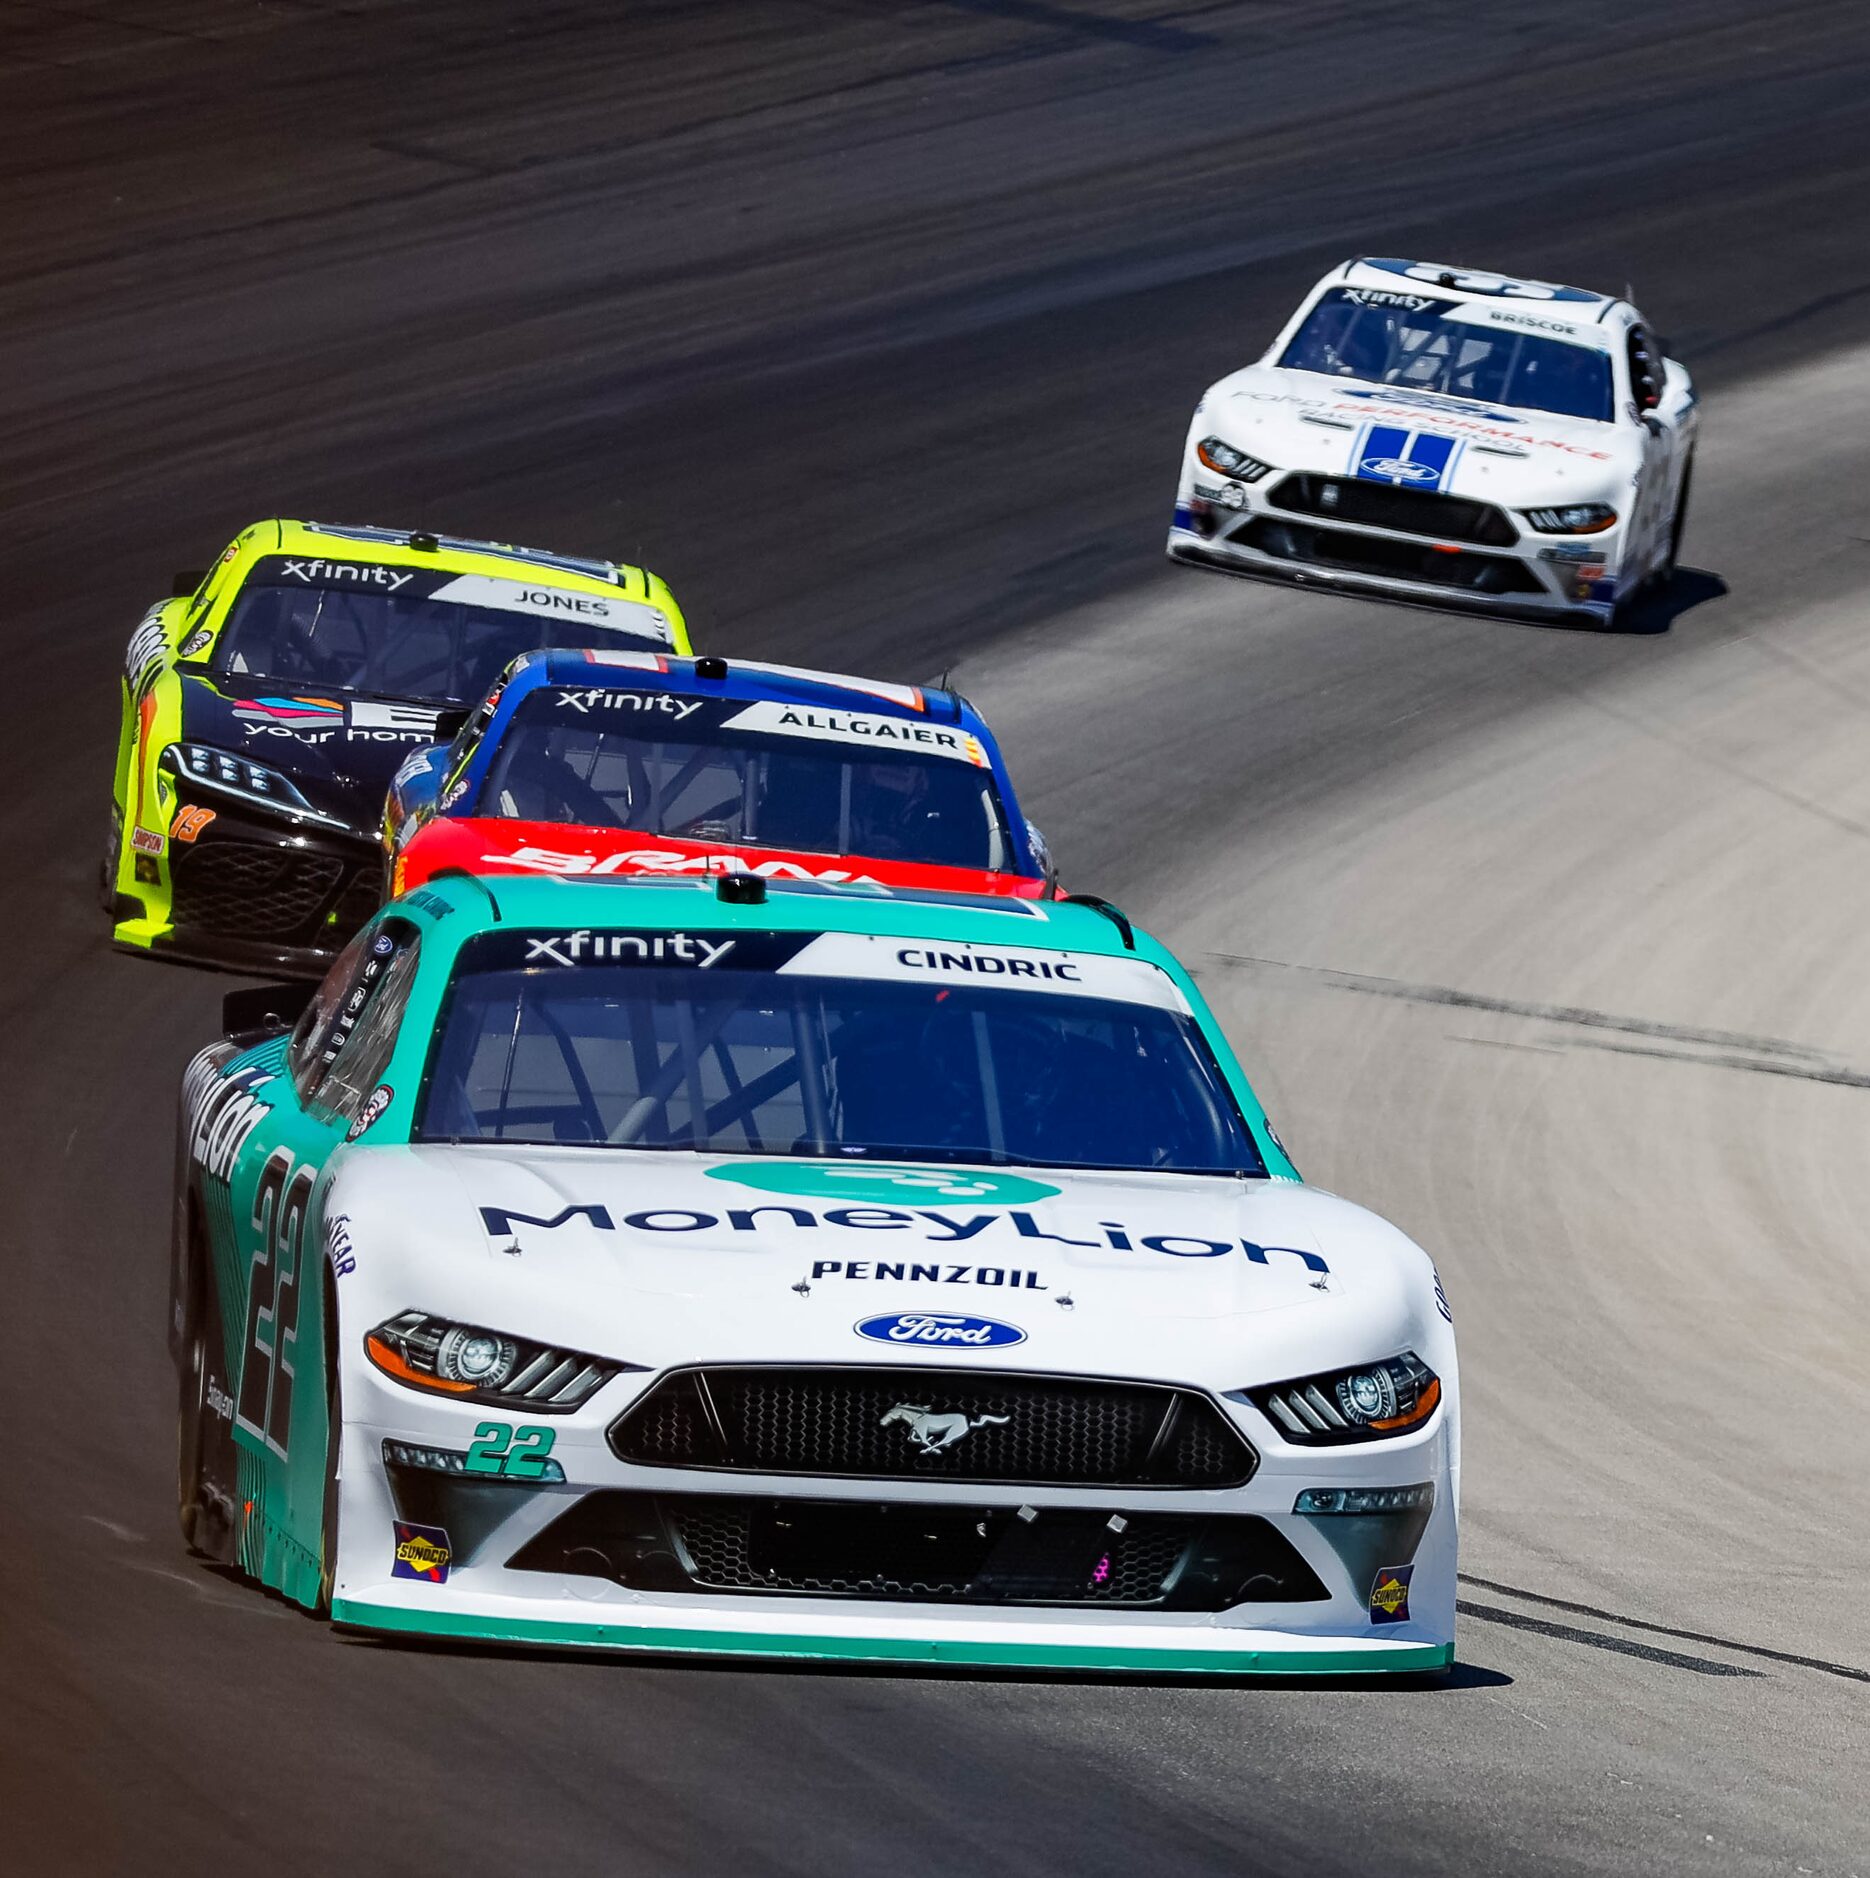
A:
[[172, 874, 1457, 1675]]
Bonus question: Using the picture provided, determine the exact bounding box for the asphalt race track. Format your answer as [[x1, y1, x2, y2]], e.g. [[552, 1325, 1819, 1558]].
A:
[[4, 4, 1869, 1872]]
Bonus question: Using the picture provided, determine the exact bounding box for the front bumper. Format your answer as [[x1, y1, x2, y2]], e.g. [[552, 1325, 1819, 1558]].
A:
[[112, 794, 380, 978], [1168, 472, 1623, 622], [329, 1362, 1458, 1676]]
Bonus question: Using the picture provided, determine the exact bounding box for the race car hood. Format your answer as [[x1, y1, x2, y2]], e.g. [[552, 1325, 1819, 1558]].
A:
[[329, 1149, 1443, 1391], [398, 816, 1050, 899], [1200, 363, 1637, 504], [177, 672, 451, 834]]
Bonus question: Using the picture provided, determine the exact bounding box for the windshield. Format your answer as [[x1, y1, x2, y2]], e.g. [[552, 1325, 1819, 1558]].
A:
[[214, 557, 671, 705], [1279, 288, 1614, 422], [477, 689, 1013, 872], [418, 932, 1262, 1176]]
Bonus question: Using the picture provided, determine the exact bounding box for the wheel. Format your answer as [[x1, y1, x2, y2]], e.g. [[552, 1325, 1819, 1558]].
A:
[[1658, 454, 1694, 588], [316, 1276, 343, 1616], [98, 799, 123, 915], [175, 1230, 236, 1562]]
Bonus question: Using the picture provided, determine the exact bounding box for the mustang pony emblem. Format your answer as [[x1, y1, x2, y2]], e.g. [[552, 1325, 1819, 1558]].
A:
[[880, 1403, 1010, 1455]]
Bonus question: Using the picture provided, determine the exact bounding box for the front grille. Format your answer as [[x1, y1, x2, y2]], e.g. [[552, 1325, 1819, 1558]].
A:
[[170, 842, 346, 939], [509, 1491, 1327, 1610], [610, 1366, 1256, 1487], [1267, 474, 1518, 546], [1238, 518, 1545, 596]]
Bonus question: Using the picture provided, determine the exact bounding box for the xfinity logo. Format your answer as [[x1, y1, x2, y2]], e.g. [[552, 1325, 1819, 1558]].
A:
[[553, 689, 701, 719], [521, 930, 735, 968], [880, 1403, 1011, 1453], [278, 559, 413, 591], [1359, 456, 1439, 483]]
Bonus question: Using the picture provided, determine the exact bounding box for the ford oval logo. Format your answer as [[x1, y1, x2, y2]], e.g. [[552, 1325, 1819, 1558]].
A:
[[856, 1311, 1026, 1349], [1360, 455, 1439, 483]]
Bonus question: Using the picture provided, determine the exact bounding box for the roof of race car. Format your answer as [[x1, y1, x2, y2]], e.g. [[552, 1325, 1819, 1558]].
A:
[[194, 518, 682, 619], [394, 870, 1156, 962], [1340, 257, 1623, 328], [501, 648, 988, 735], [275, 518, 670, 596]]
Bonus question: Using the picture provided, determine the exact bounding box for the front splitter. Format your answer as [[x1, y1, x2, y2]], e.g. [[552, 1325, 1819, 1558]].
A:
[[332, 1594, 1453, 1676]]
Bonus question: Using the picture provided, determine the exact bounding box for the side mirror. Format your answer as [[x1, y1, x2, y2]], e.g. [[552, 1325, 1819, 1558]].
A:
[[432, 707, 471, 743], [223, 980, 316, 1042], [171, 569, 207, 599]]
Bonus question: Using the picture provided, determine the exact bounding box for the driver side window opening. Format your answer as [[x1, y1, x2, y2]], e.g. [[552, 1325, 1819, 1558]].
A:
[[288, 921, 422, 1121]]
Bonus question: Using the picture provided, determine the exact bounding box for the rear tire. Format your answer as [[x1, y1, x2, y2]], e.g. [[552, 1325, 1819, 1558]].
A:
[[316, 1275, 343, 1617], [175, 1227, 235, 1563], [1658, 454, 1693, 588], [98, 800, 123, 915]]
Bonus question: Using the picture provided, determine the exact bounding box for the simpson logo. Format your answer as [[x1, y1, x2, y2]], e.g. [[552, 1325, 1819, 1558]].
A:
[[391, 1521, 452, 1584], [131, 827, 164, 854], [1369, 1565, 1414, 1624], [719, 700, 987, 765]]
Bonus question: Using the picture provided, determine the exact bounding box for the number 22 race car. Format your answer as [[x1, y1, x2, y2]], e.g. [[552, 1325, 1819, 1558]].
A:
[[172, 872, 1457, 1675], [108, 518, 690, 977], [1169, 258, 1697, 627]]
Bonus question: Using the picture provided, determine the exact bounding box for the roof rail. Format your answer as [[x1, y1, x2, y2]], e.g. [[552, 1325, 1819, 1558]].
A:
[[1063, 893, 1135, 951]]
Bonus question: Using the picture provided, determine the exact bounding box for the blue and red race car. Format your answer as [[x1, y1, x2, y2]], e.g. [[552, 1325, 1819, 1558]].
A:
[[385, 652, 1060, 901]]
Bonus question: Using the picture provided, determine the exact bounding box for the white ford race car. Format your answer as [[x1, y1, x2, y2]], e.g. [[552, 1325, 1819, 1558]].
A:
[[1168, 257, 1698, 627], [173, 873, 1456, 1676]]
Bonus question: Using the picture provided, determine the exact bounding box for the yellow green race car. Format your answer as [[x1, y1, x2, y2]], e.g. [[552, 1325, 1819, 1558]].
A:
[[105, 519, 689, 977]]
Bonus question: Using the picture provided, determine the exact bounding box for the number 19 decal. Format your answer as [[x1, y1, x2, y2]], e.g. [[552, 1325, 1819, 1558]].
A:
[[464, 1423, 558, 1480]]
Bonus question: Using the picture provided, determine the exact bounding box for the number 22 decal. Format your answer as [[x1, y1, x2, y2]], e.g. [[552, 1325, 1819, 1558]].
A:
[[235, 1147, 313, 1460], [464, 1423, 558, 1479]]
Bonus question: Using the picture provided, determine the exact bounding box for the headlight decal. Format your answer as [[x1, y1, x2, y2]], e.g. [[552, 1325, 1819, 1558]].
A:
[[1521, 502, 1617, 534], [1236, 1352, 1440, 1444], [1196, 437, 1275, 483], [161, 742, 358, 833], [365, 1311, 639, 1411]]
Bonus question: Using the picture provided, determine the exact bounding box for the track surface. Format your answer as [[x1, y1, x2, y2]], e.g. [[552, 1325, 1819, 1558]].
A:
[[4, 4, 1869, 1872]]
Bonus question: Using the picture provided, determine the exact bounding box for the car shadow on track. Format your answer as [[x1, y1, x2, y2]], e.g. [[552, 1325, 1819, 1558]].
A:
[[1591, 565, 1728, 636]]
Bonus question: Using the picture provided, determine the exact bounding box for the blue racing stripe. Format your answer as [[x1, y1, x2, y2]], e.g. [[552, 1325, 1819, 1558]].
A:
[[1353, 426, 1462, 491]]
